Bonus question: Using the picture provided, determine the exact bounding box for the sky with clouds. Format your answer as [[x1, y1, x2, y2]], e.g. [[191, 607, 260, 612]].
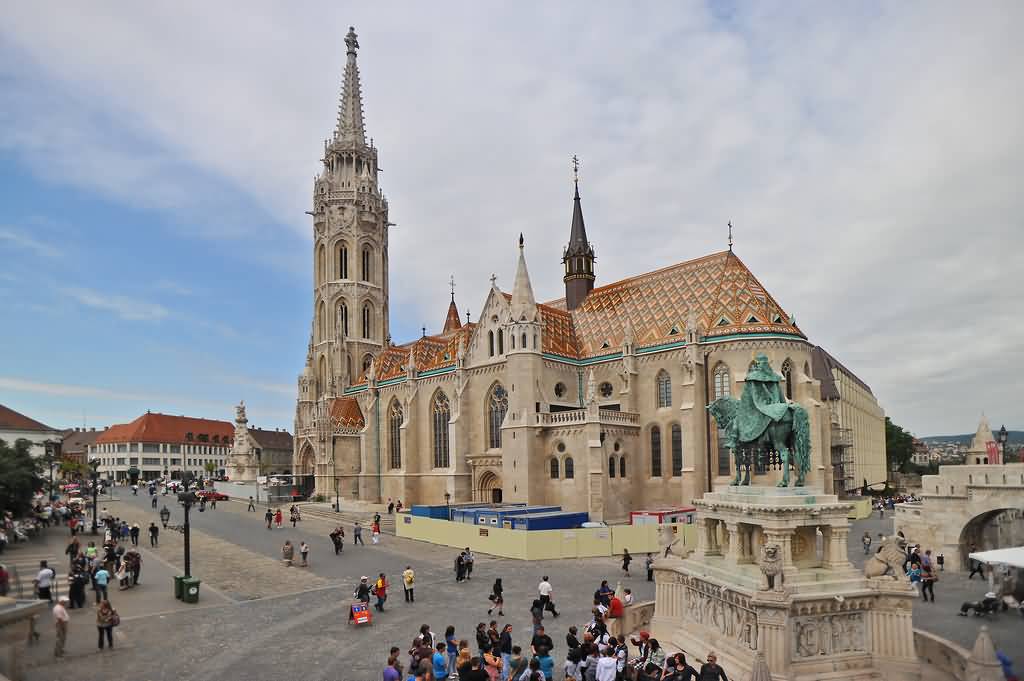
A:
[[1, 2, 1020, 437]]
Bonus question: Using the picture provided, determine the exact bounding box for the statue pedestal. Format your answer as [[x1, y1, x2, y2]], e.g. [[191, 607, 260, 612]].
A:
[[650, 486, 920, 681]]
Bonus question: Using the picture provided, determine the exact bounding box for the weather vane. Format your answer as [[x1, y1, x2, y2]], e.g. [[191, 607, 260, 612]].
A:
[[449, 274, 456, 302]]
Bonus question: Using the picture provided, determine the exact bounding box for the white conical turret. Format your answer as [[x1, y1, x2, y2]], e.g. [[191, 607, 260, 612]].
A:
[[510, 234, 538, 323]]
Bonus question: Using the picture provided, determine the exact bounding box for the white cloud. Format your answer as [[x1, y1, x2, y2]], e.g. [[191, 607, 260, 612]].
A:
[[154, 279, 196, 297], [1, 3, 1022, 434], [61, 286, 169, 322], [0, 227, 62, 258]]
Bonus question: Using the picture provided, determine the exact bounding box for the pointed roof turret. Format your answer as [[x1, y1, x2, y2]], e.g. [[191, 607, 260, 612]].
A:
[[443, 300, 462, 333], [565, 177, 594, 258], [334, 26, 366, 145], [510, 234, 538, 322], [563, 155, 596, 310]]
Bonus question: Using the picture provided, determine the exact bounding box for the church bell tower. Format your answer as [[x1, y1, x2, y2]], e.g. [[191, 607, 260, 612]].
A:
[[562, 156, 595, 311], [303, 26, 391, 404]]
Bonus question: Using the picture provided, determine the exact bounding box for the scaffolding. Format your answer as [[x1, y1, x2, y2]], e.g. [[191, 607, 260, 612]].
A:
[[830, 425, 855, 494]]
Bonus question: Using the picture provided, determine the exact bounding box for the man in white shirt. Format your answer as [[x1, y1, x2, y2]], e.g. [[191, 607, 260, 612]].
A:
[[596, 648, 617, 681], [35, 560, 56, 603], [52, 596, 70, 657], [537, 576, 559, 617]]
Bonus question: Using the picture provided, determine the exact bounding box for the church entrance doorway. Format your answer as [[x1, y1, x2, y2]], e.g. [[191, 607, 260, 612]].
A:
[[477, 470, 502, 504]]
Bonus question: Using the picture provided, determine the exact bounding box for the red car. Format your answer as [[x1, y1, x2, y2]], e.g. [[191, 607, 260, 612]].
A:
[[195, 490, 229, 501]]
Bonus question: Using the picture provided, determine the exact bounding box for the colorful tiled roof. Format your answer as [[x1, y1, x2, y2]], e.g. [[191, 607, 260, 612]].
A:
[[0, 404, 58, 432], [560, 250, 804, 357], [329, 397, 365, 429], [356, 322, 477, 385], [96, 412, 234, 446]]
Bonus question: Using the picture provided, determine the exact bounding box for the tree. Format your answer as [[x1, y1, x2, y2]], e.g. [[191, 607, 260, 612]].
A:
[[885, 417, 915, 474], [203, 461, 216, 477], [0, 438, 45, 516]]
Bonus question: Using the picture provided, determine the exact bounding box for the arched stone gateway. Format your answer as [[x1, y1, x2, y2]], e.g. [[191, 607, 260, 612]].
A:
[[295, 444, 316, 498], [477, 470, 502, 504], [895, 463, 1024, 572]]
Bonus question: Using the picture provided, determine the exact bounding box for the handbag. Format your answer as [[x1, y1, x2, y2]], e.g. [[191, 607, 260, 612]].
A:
[[111, 612, 121, 627]]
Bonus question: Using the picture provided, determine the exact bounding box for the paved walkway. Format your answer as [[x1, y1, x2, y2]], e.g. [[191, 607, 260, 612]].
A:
[[847, 513, 1022, 671]]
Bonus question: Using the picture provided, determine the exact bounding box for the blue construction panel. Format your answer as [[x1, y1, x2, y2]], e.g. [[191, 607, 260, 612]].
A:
[[473, 505, 561, 526], [510, 511, 590, 531]]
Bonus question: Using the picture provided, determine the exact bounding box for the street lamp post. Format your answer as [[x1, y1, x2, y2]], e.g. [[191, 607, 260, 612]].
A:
[[44, 441, 56, 502], [178, 491, 197, 578], [998, 425, 1008, 464], [444, 491, 451, 519], [330, 453, 339, 512], [88, 458, 100, 535], [255, 450, 262, 506]]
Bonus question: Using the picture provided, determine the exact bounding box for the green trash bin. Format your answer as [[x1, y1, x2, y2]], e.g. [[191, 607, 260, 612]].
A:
[[182, 577, 201, 604], [174, 575, 186, 600]]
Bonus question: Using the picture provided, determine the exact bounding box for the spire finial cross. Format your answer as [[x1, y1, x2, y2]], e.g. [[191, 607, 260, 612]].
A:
[[345, 26, 359, 55], [490, 273, 497, 287], [728, 221, 734, 252], [466, 309, 471, 323], [449, 274, 456, 302]]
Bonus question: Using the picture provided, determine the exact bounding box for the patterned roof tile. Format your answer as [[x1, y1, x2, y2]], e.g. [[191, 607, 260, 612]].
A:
[[329, 397, 365, 429]]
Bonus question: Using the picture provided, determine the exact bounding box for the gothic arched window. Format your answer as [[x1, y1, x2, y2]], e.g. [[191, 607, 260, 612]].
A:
[[550, 458, 559, 479], [713, 364, 731, 400], [317, 244, 326, 285], [389, 400, 403, 469], [361, 246, 372, 282], [521, 333, 527, 349], [362, 304, 372, 339], [564, 456, 575, 479], [362, 354, 373, 372], [671, 424, 683, 476], [609, 456, 616, 478], [338, 302, 348, 337], [487, 383, 508, 449], [317, 300, 326, 342], [339, 245, 349, 279], [619, 456, 626, 478], [650, 426, 662, 477], [656, 369, 672, 408], [432, 391, 451, 468], [488, 330, 495, 357], [497, 329, 504, 355], [781, 358, 793, 400], [317, 355, 326, 397]]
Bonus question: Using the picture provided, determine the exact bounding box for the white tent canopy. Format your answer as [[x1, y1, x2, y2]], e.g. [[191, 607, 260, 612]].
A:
[[969, 546, 1024, 569]]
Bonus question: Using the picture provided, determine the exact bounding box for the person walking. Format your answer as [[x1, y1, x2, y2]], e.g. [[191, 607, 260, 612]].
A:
[[247, 496, 256, 512], [455, 551, 467, 583], [130, 523, 140, 546], [374, 573, 389, 611], [265, 508, 274, 529], [968, 545, 984, 579], [621, 549, 632, 576], [274, 509, 283, 528], [464, 548, 475, 580], [68, 567, 88, 609], [444, 625, 458, 677], [920, 564, 936, 602], [538, 576, 559, 617], [52, 596, 70, 658], [937, 552, 945, 572], [372, 520, 381, 545], [282, 540, 295, 567], [290, 506, 300, 528], [403, 565, 415, 602], [148, 522, 159, 547], [330, 526, 345, 554], [96, 599, 118, 650], [433, 642, 450, 681], [65, 537, 80, 571], [498, 623, 513, 680], [697, 652, 729, 680], [151, 495, 158, 509], [353, 521, 364, 546], [93, 564, 110, 603], [862, 532, 872, 555], [299, 542, 310, 567], [488, 577, 505, 616], [349, 576, 372, 621], [35, 560, 56, 603], [645, 553, 655, 582]]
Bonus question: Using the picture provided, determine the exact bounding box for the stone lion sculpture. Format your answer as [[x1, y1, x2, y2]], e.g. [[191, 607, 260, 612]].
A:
[[864, 536, 907, 580], [759, 544, 784, 592]]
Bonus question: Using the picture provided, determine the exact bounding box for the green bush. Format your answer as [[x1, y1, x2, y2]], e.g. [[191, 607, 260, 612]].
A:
[[313, 494, 325, 503]]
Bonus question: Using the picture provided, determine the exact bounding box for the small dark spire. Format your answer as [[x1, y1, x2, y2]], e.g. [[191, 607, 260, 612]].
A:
[[466, 309, 471, 323], [422, 326, 426, 337], [563, 154, 596, 311], [449, 274, 456, 302], [519, 232, 524, 249]]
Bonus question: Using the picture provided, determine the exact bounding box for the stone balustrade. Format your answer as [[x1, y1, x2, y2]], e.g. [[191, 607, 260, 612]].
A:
[[536, 408, 640, 428]]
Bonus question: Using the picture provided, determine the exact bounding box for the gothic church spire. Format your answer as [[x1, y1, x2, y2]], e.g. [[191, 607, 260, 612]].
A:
[[563, 155, 596, 310], [335, 26, 366, 145]]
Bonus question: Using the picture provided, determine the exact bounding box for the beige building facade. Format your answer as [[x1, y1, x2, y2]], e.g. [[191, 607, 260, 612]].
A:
[[292, 28, 886, 521]]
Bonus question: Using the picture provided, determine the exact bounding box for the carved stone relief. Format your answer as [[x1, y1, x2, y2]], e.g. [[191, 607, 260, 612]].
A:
[[682, 576, 759, 651], [792, 613, 865, 658]]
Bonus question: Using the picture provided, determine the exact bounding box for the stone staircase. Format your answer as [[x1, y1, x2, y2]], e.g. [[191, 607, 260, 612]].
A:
[[295, 503, 396, 535]]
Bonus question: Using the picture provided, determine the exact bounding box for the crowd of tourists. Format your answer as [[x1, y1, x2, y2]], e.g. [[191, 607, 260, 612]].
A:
[[376, 570, 729, 681]]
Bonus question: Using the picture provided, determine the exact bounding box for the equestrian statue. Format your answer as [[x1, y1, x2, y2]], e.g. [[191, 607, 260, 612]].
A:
[[707, 354, 811, 487]]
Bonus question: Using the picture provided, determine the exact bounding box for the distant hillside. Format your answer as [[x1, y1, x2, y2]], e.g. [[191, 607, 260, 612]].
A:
[[919, 430, 1024, 445]]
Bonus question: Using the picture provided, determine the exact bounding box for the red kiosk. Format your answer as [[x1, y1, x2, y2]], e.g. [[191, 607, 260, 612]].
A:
[[349, 601, 372, 626]]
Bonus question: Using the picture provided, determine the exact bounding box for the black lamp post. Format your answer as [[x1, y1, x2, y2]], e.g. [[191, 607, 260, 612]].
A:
[[444, 491, 451, 512], [44, 441, 57, 502], [178, 489, 198, 578], [998, 425, 1008, 463], [255, 449, 262, 505], [330, 453, 339, 511], [88, 458, 100, 535]]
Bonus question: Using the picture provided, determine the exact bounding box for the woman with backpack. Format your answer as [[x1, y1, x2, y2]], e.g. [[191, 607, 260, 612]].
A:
[[95, 599, 119, 650]]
